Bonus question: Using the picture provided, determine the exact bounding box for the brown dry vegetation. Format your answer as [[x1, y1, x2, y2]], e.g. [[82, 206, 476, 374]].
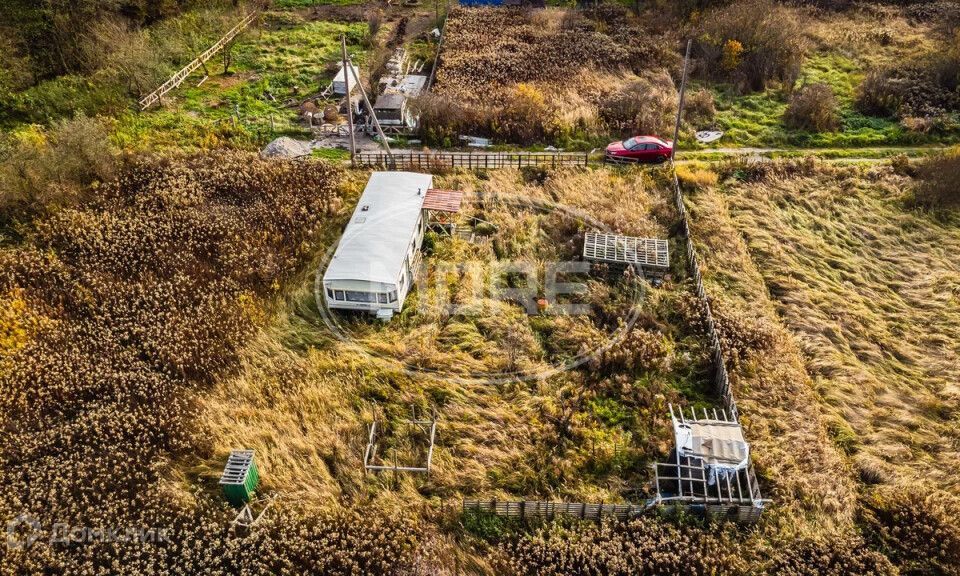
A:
[[426, 7, 680, 146], [681, 167, 857, 526], [721, 166, 959, 492]]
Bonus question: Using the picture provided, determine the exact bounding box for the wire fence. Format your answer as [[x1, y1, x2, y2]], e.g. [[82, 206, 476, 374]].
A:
[[462, 499, 647, 522]]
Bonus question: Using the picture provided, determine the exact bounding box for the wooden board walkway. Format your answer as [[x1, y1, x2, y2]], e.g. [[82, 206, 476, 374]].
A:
[[138, 11, 258, 110], [462, 499, 647, 521]]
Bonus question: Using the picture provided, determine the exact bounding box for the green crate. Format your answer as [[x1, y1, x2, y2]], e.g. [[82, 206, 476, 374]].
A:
[[219, 450, 259, 507]]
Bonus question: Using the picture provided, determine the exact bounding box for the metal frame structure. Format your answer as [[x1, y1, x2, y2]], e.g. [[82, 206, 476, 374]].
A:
[[651, 405, 769, 523], [230, 494, 278, 529], [582, 232, 669, 271], [363, 406, 438, 475]]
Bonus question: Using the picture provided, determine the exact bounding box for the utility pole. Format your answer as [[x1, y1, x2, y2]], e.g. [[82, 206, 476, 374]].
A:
[[341, 34, 357, 167], [347, 58, 395, 169], [671, 39, 692, 162]]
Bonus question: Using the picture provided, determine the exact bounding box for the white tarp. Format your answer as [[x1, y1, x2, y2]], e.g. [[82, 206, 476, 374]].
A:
[[673, 416, 749, 485]]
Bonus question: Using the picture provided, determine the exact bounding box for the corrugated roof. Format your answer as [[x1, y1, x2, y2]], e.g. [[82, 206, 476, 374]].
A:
[[323, 171, 433, 285], [422, 188, 464, 212]]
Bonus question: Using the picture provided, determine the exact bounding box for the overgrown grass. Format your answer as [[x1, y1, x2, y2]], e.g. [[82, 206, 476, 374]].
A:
[[196, 166, 725, 510], [116, 17, 368, 150], [685, 162, 960, 541], [697, 7, 960, 150]]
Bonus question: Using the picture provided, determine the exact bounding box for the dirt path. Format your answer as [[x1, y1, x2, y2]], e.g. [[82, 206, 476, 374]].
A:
[[676, 144, 948, 162]]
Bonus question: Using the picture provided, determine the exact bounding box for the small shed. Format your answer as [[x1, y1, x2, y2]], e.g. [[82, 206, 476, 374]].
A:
[[332, 63, 360, 96], [373, 74, 427, 129], [323, 172, 434, 318]]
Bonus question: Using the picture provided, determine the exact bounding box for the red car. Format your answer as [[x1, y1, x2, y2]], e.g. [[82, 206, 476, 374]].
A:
[[605, 136, 673, 163]]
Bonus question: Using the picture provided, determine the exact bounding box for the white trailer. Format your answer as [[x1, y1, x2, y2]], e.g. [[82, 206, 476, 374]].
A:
[[322, 171, 434, 318]]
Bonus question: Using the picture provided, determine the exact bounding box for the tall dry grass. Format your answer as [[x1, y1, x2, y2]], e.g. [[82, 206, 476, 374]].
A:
[[720, 166, 960, 493], [197, 167, 702, 516], [426, 7, 680, 144], [683, 175, 858, 526]]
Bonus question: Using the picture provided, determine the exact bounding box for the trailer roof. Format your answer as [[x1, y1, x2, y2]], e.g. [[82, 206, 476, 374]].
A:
[[324, 171, 433, 286], [374, 93, 406, 110]]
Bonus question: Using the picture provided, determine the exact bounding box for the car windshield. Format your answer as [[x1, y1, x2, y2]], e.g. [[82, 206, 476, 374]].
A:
[[623, 137, 640, 149]]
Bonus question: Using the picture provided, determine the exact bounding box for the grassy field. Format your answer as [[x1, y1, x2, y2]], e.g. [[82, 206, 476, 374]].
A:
[[691, 5, 959, 149], [685, 160, 960, 517], [729, 168, 959, 491], [113, 15, 369, 151]]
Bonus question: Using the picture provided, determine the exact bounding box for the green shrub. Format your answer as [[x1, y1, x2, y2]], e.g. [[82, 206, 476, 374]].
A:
[[0, 115, 117, 220], [462, 508, 509, 541]]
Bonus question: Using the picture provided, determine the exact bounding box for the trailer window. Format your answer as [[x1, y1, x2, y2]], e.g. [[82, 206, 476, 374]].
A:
[[326, 288, 334, 298], [345, 291, 378, 303], [389, 291, 397, 302], [378, 293, 388, 304], [334, 290, 345, 301]]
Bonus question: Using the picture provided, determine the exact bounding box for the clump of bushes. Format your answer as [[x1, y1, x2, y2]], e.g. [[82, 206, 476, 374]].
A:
[[499, 517, 748, 575], [913, 147, 960, 209], [430, 7, 679, 145], [860, 485, 960, 576], [684, 88, 716, 128], [767, 534, 896, 576], [856, 50, 960, 130], [0, 115, 117, 221], [784, 83, 840, 132], [697, 0, 806, 92], [599, 70, 678, 137]]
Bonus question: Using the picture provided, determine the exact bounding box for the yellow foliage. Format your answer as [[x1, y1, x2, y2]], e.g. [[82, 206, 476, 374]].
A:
[[676, 165, 719, 188], [0, 289, 49, 357], [722, 39, 744, 71]]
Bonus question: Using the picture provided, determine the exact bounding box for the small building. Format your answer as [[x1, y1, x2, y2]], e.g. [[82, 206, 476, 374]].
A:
[[373, 74, 427, 130], [331, 63, 360, 96], [322, 173, 463, 320], [372, 93, 412, 128]]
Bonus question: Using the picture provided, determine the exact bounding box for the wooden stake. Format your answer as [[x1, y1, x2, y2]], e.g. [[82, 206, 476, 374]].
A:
[[341, 34, 357, 167]]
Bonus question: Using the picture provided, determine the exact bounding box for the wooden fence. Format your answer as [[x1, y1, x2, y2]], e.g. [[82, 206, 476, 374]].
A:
[[138, 11, 258, 110], [354, 151, 591, 170], [462, 499, 647, 522]]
